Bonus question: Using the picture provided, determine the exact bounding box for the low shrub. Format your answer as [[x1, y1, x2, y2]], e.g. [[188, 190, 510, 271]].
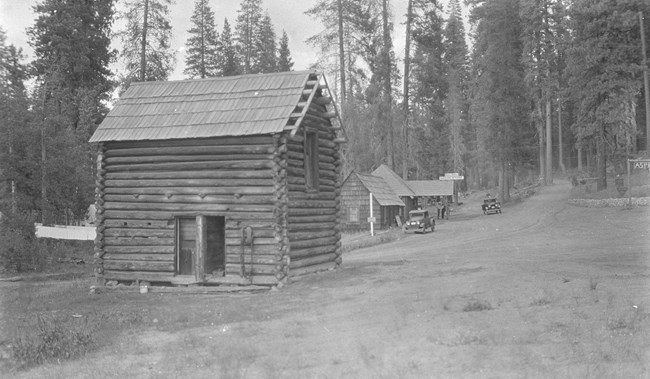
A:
[[12, 313, 97, 369], [0, 211, 47, 273], [463, 299, 493, 312]]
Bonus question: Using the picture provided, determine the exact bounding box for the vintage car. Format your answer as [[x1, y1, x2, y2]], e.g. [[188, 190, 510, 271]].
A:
[[482, 198, 502, 214], [404, 209, 435, 233]]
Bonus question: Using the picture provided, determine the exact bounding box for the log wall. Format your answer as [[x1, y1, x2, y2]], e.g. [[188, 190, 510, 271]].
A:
[[285, 101, 343, 277], [95, 136, 284, 285]]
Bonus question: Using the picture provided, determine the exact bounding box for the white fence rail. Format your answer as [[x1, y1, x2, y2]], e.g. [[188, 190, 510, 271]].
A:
[[35, 223, 96, 241]]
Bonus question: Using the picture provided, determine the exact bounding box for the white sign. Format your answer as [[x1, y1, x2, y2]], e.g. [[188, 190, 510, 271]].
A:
[[367, 217, 376, 223], [632, 160, 650, 171], [439, 174, 464, 181]]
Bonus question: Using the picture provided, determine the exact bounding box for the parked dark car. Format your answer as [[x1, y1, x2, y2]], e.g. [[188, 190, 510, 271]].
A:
[[404, 210, 434, 233], [482, 198, 501, 215]]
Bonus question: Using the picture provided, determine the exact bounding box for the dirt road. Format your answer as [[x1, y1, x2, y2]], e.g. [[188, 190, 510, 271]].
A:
[[10, 181, 650, 378]]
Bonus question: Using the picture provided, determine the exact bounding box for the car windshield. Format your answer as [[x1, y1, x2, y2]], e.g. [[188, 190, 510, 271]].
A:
[[409, 212, 426, 220]]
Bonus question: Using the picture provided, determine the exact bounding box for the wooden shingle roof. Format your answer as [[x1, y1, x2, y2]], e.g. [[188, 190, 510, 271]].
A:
[[356, 173, 405, 207], [90, 70, 342, 142], [407, 180, 454, 196], [371, 164, 415, 197]]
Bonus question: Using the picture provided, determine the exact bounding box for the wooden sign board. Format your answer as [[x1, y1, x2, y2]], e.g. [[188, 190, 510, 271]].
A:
[[632, 160, 650, 171]]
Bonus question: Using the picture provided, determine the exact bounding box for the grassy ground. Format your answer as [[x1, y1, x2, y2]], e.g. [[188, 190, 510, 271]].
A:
[[568, 171, 650, 200], [1, 180, 648, 376]]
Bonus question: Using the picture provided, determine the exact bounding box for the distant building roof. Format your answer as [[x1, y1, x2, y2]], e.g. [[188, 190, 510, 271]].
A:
[[371, 164, 415, 197], [90, 70, 342, 143], [355, 173, 405, 207], [407, 180, 454, 196]]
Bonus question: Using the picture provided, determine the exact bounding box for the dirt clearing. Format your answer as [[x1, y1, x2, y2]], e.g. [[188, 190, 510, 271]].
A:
[[2, 181, 649, 378]]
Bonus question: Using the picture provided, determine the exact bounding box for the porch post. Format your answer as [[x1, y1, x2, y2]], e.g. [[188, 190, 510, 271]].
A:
[[195, 215, 206, 282], [369, 193, 374, 236]]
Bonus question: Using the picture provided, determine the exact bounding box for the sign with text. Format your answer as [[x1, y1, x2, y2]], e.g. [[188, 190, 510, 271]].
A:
[[440, 173, 464, 180], [632, 160, 650, 171]]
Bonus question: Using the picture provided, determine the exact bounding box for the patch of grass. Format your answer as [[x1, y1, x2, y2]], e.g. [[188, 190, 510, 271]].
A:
[[606, 308, 645, 332], [11, 313, 97, 369], [341, 228, 405, 253], [530, 297, 552, 306], [462, 299, 493, 312]]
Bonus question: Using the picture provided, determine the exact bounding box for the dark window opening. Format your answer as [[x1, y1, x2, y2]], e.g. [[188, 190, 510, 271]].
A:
[[304, 131, 319, 190], [205, 216, 225, 276]]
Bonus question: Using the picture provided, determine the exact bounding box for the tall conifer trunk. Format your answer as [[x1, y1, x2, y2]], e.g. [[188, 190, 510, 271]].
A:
[[558, 101, 566, 172], [538, 102, 545, 181], [597, 124, 607, 190], [337, 0, 346, 104], [402, 0, 412, 179], [382, 0, 394, 170], [140, 0, 148, 81], [545, 99, 553, 184]]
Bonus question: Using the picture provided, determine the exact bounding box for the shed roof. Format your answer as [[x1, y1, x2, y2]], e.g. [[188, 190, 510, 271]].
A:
[[407, 180, 454, 196], [90, 70, 342, 143], [371, 164, 415, 197], [355, 173, 405, 207]]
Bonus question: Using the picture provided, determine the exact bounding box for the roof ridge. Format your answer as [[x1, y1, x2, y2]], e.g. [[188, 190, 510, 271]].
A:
[[129, 70, 318, 86]]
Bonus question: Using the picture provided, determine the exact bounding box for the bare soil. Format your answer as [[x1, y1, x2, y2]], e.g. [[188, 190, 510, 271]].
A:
[[2, 180, 649, 378]]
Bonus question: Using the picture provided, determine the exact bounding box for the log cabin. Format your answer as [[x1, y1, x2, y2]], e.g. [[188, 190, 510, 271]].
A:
[[89, 71, 345, 287], [340, 173, 404, 231]]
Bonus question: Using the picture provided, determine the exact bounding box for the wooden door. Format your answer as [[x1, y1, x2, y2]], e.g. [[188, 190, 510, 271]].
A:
[[177, 217, 196, 275]]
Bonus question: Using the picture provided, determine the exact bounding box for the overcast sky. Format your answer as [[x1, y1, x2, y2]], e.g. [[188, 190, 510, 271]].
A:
[[1, 0, 423, 81]]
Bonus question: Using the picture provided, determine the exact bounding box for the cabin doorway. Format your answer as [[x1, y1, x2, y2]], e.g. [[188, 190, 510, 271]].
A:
[[176, 216, 225, 277]]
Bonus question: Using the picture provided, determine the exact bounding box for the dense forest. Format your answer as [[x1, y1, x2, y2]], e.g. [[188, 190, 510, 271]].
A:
[[0, 0, 649, 225]]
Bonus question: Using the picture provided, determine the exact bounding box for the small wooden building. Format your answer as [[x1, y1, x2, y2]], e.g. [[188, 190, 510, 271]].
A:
[[407, 180, 454, 201], [371, 164, 418, 216], [89, 71, 345, 286], [340, 173, 404, 230]]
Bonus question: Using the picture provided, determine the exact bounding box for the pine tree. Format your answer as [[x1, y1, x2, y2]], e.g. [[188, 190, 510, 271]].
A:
[[277, 30, 294, 72], [520, 0, 568, 185], [27, 0, 116, 222], [566, 0, 647, 190], [220, 18, 241, 76], [118, 0, 175, 84], [184, 0, 220, 79], [378, 0, 394, 170], [410, 0, 448, 178], [306, 0, 375, 104], [255, 12, 277, 73], [444, 0, 469, 185], [235, 0, 263, 74], [29, 0, 115, 113], [469, 0, 529, 200], [0, 28, 32, 211]]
